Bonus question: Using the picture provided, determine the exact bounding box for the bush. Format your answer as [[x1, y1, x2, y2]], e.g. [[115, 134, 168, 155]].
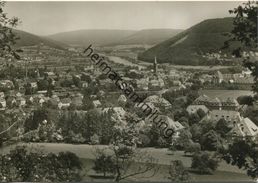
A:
[[184, 142, 201, 155], [169, 160, 191, 182], [93, 149, 116, 177], [0, 146, 82, 182], [191, 152, 219, 174], [138, 134, 151, 147]]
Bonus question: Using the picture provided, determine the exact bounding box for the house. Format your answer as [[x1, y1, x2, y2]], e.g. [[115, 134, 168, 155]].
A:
[[149, 77, 165, 89], [30, 82, 38, 89], [16, 96, 26, 107], [118, 94, 127, 104], [146, 115, 184, 138], [228, 117, 258, 141], [221, 98, 239, 111], [0, 98, 6, 110], [0, 80, 14, 90], [81, 81, 88, 88], [215, 71, 223, 84], [39, 98, 47, 107], [193, 94, 211, 106], [144, 95, 171, 109], [136, 78, 149, 90], [93, 100, 101, 108], [0, 92, 5, 98], [44, 71, 57, 79], [205, 110, 241, 124], [168, 70, 180, 80], [58, 98, 71, 109], [193, 95, 239, 111], [186, 105, 209, 115]]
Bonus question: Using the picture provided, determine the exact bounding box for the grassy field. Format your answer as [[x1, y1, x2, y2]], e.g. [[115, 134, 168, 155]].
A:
[[200, 90, 254, 100], [0, 142, 251, 182]]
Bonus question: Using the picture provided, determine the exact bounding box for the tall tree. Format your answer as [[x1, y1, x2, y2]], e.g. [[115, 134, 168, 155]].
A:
[[222, 140, 258, 178], [224, 1, 258, 93], [221, 2, 258, 179], [0, 2, 21, 59], [93, 123, 159, 182]]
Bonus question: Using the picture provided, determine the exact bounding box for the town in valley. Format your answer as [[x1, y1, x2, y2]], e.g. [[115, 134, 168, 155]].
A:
[[0, 1, 257, 182]]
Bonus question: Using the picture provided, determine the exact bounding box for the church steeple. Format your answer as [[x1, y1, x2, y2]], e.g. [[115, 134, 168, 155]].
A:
[[153, 56, 157, 74]]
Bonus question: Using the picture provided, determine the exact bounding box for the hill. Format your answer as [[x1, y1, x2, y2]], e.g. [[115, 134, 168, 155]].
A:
[[13, 30, 67, 50], [108, 29, 183, 46], [47, 29, 137, 47], [138, 18, 240, 66]]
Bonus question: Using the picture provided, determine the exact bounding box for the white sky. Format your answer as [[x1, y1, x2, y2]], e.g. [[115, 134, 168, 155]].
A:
[[5, 1, 244, 36]]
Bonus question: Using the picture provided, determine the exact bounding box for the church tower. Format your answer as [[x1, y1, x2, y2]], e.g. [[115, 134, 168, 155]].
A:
[[153, 56, 157, 74]]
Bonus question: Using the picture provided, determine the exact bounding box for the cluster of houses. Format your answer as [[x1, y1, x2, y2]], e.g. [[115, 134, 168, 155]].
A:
[[187, 94, 258, 141], [1, 45, 257, 145]]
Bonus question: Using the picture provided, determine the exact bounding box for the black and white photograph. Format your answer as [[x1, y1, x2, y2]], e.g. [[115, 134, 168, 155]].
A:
[[0, 0, 257, 182]]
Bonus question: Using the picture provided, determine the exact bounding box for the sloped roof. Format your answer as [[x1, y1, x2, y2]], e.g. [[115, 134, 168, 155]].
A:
[[208, 110, 241, 122], [229, 118, 258, 137], [158, 115, 184, 131], [186, 105, 209, 114], [145, 95, 171, 107], [194, 94, 211, 103]]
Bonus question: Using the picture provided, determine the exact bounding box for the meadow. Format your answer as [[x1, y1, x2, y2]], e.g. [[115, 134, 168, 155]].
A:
[[0, 142, 251, 182]]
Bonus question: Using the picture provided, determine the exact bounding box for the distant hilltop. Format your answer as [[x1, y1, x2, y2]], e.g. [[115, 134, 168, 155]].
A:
[[138, 17, 242, 66], [13, 29, 67, 50]]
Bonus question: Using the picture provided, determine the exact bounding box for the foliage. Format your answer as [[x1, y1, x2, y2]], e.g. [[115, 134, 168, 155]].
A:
[[237, 95, 254, 105], [169, 160, 191, 182], [200, 130, 223, 151], [215, 118, 232, 137], [175, 129, 192, 150], [191, 152, 219, 174], [57, 109, 116, 144], [24, 107, 49, 132], [184, 142, 201, 155], [224, 1, 258, 93], [92, 123, 158, 182], [0, 2, 21, 59], [222, 140, 258, 178], [0, 146, 82, 182], [93, 148, 116, 177]]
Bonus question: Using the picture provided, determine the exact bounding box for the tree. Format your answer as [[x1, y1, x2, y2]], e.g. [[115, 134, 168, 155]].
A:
[[184, 142, 201, 156], [93, 148, 116, 177], [190, 124, 202, 142], [0, 146, 82, 182], [221, 3, 258, 179], [200, 130, 223, 151], [191, 152, 219, 174], [0, 2, 21, 60], [237, 95, 254, 105], [224, 1, 258, 93], [215, 118, 232, 137], [24, 108, 48, 132], [93, 123, 158, 182], [222, 140, 258, 178], [197, 108, 206, 119], [169, 160, 191, 182], [175, 129, 192, 150]]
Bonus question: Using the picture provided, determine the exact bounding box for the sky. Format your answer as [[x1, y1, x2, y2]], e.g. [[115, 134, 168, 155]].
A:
[[5, 1, 243, 36]]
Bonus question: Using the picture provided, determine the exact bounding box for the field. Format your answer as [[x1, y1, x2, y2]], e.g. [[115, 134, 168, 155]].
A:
[[0, 142, 251, 182], [200, 90, 254, 100]]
